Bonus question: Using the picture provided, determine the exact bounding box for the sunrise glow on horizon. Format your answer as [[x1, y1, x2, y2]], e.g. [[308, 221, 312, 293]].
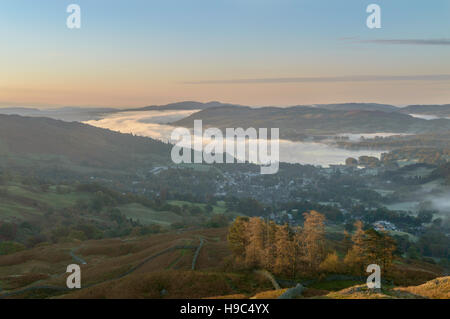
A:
[[1, 0, 449, 108]]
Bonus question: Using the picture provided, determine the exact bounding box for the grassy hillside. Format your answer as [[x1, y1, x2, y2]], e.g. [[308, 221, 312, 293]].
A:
[[0, 177, 238, 247], [395, 276, 450, 299], [0, 228, 269, 299], [0, 225, 445, 299]]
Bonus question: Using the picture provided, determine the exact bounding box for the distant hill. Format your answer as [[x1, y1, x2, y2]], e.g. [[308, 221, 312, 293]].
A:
[[315, 103, 400, 113], [124, 101, 240, 112], [173, 105, 450, 139], [124, 102, 401, 113], [0, 107, 118, 122], [0, 114, 170, 171]]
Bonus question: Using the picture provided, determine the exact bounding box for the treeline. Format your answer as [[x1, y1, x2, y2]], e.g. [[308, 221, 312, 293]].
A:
[[349, 206, 434, 230], [382, 147, 450, 166], [227, 212, 396, 279], [278, 201, 344, 222]]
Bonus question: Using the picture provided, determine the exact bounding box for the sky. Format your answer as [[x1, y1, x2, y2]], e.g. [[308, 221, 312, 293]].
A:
[[0, 0, 449, 108]]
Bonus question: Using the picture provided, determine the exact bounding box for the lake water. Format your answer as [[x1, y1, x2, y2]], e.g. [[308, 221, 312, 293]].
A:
[[85, 110, 388, 167]]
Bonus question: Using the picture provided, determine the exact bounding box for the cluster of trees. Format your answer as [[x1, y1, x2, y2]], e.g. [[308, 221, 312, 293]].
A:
[[228, 211, 328, 278], [279, 201, 344, 223], [345, 156, 380, 168], [228, 212, 397, 279], [416, 224, 449, 259], [381, 147, 449, 166], [351, 206, 433, 230]]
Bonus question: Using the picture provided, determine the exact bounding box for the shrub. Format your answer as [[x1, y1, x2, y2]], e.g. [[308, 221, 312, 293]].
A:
[[320, 251, 341, 273]]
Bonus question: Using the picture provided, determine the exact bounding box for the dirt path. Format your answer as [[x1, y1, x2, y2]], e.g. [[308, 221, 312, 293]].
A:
[[191, 238, 204, 270], [70, 247, 87, 265]]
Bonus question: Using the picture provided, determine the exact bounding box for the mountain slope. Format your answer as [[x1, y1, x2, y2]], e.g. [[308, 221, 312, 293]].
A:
[[315, 103, 399, 113], [173, 105, 450, 139], [0, 107, 118, 122], [0, 114, 170, 170]]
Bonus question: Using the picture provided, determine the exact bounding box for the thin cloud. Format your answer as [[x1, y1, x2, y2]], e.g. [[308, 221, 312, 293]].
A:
[[184, 74, 450, 85], [344, 38, 450, 46]]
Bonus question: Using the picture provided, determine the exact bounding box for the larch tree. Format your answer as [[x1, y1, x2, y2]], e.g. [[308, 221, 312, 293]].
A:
[[379, 231, 396, 271], [227, 216, 249, 263], [274, 223, 293, 276], [245, 217, 266, 268], [363, 228, 383, 266], [342, 230, 352, 254], [262, 220, 278, 272], [344, 220, 367, 274], [302, 210, 326, 271]]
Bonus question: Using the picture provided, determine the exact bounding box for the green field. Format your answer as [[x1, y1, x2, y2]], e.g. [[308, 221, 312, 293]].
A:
[[118, 203, 182, 226], [167, 200, 228, 215]]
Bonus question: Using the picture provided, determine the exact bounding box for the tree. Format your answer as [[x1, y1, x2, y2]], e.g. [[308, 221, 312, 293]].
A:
[[274, 223, 293, 276], [363, 229, 396, 272], [417, 210, 433, 224], [320, 251, 341, 273], [363, 228, 382, 266], [379, 231, 397, 271], [205, 214, 228, 228], [406, 246, 420, 260], [345, 157, 358, 167], [245, 217, 266, 268], [261, 220, 278, 271], [291, 227, 305, 277], [344, 220, 366, 274], [352, 220, 365, 255], [341, 230, 352, 254], [301, 211, 326, 270], [227, 217, 249, 263]]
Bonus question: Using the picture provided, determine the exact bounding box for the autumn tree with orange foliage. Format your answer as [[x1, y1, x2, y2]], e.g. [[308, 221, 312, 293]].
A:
[[227, 211, 328, 278], [301, 210, 326, 271], [245, 217, 266, 267], [227, 216, 249, 265]]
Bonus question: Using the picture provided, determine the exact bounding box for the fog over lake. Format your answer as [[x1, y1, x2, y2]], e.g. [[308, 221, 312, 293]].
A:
[[409, 113, 450, 120], [85, 110, 387, 167]]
